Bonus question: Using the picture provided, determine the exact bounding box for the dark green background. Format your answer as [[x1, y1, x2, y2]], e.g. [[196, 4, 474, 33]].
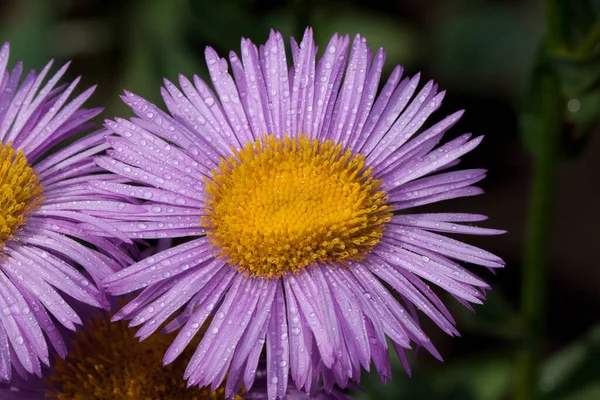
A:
[[2, 0, 599, 399]]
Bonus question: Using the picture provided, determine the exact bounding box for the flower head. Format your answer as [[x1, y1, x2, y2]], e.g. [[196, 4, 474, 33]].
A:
[[47, 314, 244, 399], [0, 42, 130, 381], [0, 311, 349, 399], [99, 28, 504, 399]]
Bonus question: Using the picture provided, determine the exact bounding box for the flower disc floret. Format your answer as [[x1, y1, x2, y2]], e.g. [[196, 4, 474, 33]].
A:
[[47, 315, 243, 400], [203, 134, 392, 278], [0, 143, 43, 250]]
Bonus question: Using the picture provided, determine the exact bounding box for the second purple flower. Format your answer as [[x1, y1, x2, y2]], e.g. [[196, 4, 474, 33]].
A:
[[96, 28, 504, 400]]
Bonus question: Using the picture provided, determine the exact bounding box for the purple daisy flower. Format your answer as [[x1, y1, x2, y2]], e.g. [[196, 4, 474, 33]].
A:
[[98, 28, 504, 399], [0, 313, 352, 400], [0, 42, 130, 381]]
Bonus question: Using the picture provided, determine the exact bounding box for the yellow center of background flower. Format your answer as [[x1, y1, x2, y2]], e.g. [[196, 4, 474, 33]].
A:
[[203, 134, 392, 279], [48, 315, 243, 400], [0, 142, 43, 250]]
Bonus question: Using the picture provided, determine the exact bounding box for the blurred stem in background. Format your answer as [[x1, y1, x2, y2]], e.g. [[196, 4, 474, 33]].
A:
[[517, 0, 564, 399], [516, 0, 600, 398]]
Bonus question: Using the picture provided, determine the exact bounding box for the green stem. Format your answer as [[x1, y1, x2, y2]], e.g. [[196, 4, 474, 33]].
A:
[[516, 71, 561, 400], [516, 0, 564, 399]]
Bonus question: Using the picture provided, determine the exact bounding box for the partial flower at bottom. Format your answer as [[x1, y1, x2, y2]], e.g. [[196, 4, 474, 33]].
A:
[[96, 28, 505, 400], [0, 312, 350, 399]]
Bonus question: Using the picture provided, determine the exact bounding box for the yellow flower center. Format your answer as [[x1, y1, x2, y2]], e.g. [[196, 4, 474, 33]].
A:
[[47, 315, 243, 400], [0, 142, 43, 251], [203, 134, 392, 279]]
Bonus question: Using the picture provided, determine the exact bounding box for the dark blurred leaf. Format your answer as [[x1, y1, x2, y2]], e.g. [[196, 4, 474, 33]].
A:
[[109, 38, 159, 117], [0, 0, 54, 68], [549, 0, 598, 50], [560, 384, 600, 400], [146, 0, 189, 43], [357, 344, 513, 400], [431, 3, 543, 96], [551, 51, 600, 97], [356, 366, 457, 400], [452, 288, 520, 339], [561, 0, 599, 52], [189, 0, 273, 51], [311, 11, 416, 72], [434, 354, 513, 400], [541, 325, 600, 399], [108, 0, 205, 116], [538, 6, 600, 159], [50, 18, 112, 57], [147, 0, 203, 81], [520, 52, 573, 160], [522, 49, 600, 159]]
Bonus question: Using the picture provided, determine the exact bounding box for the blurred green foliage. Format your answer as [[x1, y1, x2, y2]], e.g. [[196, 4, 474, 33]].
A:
[[1, 0, 599, 399], [0, 0, 543, 114]]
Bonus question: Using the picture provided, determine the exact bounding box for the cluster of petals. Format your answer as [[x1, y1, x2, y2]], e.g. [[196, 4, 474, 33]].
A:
[[0, 43, 131, 381], [85, 28, 506, 400]]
